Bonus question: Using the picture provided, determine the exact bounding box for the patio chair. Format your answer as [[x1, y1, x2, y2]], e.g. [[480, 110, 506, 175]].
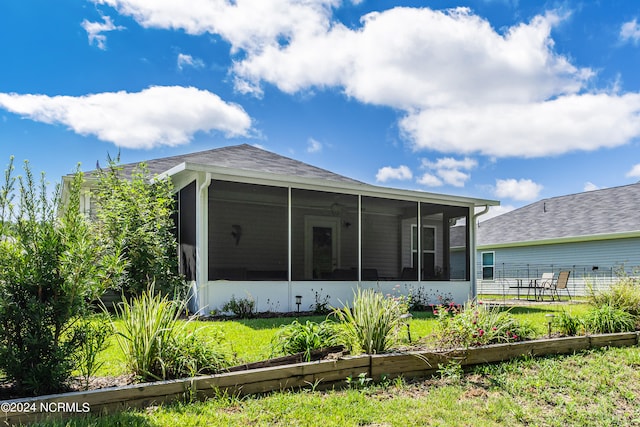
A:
[[537, 272, 555, 301], [549, 271, 572, 301]]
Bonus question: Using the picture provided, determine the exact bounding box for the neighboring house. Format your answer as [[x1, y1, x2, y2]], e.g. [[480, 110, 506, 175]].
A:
[[62, 144, 497, 313], [476, 182, 640, 295]]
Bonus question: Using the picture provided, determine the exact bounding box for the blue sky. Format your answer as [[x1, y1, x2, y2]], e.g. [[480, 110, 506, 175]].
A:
[[1, 0, 640, 219]]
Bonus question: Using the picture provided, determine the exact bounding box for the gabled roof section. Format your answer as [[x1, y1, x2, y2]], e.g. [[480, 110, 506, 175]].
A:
[[95, 144, 362, 185], [477, 182, 640, 247]]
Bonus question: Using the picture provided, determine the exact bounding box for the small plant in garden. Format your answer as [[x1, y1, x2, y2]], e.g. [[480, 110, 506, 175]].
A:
[[111, 285, 184, 381], [332, 288, 405, 354], [73, 315, 113, 390], [272, 320, 339, 361], [554, 310, 583, 336], [111, 284, 232, 381], [265, 298, 280, 313], [431, 301, 536, 349], [402, 285, 454, 311], [310, 288, 331, 314], [345, 372, 373, 389], [222, 294, 255, 318], [583, 305, 636, 334], [161, 329, 233, 379], [437, 360, 464, 383]]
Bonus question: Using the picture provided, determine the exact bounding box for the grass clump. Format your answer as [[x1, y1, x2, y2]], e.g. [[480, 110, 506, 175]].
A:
[[587, 273, 640, 316], [272, 320, 339, 361], [332, 288, 404, 354], [583, 305, 636, 334], [111, 286, 231, 381]]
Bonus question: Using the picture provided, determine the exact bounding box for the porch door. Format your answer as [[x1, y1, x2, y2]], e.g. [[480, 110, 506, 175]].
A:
[[305, 217, 340, 279]]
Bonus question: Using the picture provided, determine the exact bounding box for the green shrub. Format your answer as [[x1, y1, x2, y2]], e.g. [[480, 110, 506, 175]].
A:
[[0, 159, 122, 395], [432, 301, 536, 349], [222, 294, 255, 318], [583, 305, 636, 334], [554, 310, 583, 336], [272, 320, 339, 361], [332, 288, 404, 354], [94, 158, 185, 298]]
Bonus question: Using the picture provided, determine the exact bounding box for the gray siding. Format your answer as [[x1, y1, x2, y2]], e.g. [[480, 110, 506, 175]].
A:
[[479, 238, 640, 277], [477, 237, 640, 295]]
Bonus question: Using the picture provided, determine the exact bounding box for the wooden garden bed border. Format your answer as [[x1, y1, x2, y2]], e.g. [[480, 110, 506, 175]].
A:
[[2, 332, 638, 425]]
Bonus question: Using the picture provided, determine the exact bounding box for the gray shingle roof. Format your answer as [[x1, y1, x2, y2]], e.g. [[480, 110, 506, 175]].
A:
[[477, 182, 640, 246], [90, 144, 362, 184]]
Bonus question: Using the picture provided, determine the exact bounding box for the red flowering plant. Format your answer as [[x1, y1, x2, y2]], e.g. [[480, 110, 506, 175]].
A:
[[432, 301, 536, 349]]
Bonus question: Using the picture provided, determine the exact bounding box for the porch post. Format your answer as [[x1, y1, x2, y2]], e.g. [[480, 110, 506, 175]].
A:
[[287, 186, 292, 312], [357, 194, 362, 282]]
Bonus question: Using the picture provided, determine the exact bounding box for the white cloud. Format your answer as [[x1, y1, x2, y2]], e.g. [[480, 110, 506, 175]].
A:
[[626, 163, 640, 178], [583, 182, 599, 191], [81, 15, 124, 50], [621, 19, 640, 44], [494, 178, 543, 201], [420, 156, 476, 187], [376, 165, 412, 182], [177, 53, 205, 70], [0, 86, 252, 149], [307, 137, 323, 153], [92, 0, 338, 53], [437, 168, 471, 187], [416, 172, 442, 187], [400, 93, 640, 157], [421, 157, 477, 171], [96, 3, 640, 159]]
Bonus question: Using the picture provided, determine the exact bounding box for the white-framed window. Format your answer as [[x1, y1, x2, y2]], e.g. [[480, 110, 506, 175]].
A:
[[481, 251, 495, 280]]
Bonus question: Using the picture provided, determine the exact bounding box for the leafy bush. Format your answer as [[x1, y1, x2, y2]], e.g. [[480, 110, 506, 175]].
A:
[[112, 286, 231, 381], [0, 159, 122, 395], [332, 288, 404, 354], [93, 158, 185, 298], [583, 305, 636, 334], [272, 320, 339, 361], [587, 275, 640, 316], [554, 310, 583, 336], [222, 294, 255, 318], [432, 301, 536, 349]]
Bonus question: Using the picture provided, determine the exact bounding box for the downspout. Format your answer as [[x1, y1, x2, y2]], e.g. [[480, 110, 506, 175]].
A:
[[199, 172, 212, 194], [195, 172, 212, 314], [471, 205, 491, 299]]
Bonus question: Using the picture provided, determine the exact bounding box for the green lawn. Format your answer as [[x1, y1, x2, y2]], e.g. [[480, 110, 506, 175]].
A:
[[35, 344, 640, 426]]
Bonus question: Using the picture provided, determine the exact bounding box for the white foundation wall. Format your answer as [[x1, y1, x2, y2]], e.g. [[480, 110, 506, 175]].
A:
[[199, 280, 474, 314]]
